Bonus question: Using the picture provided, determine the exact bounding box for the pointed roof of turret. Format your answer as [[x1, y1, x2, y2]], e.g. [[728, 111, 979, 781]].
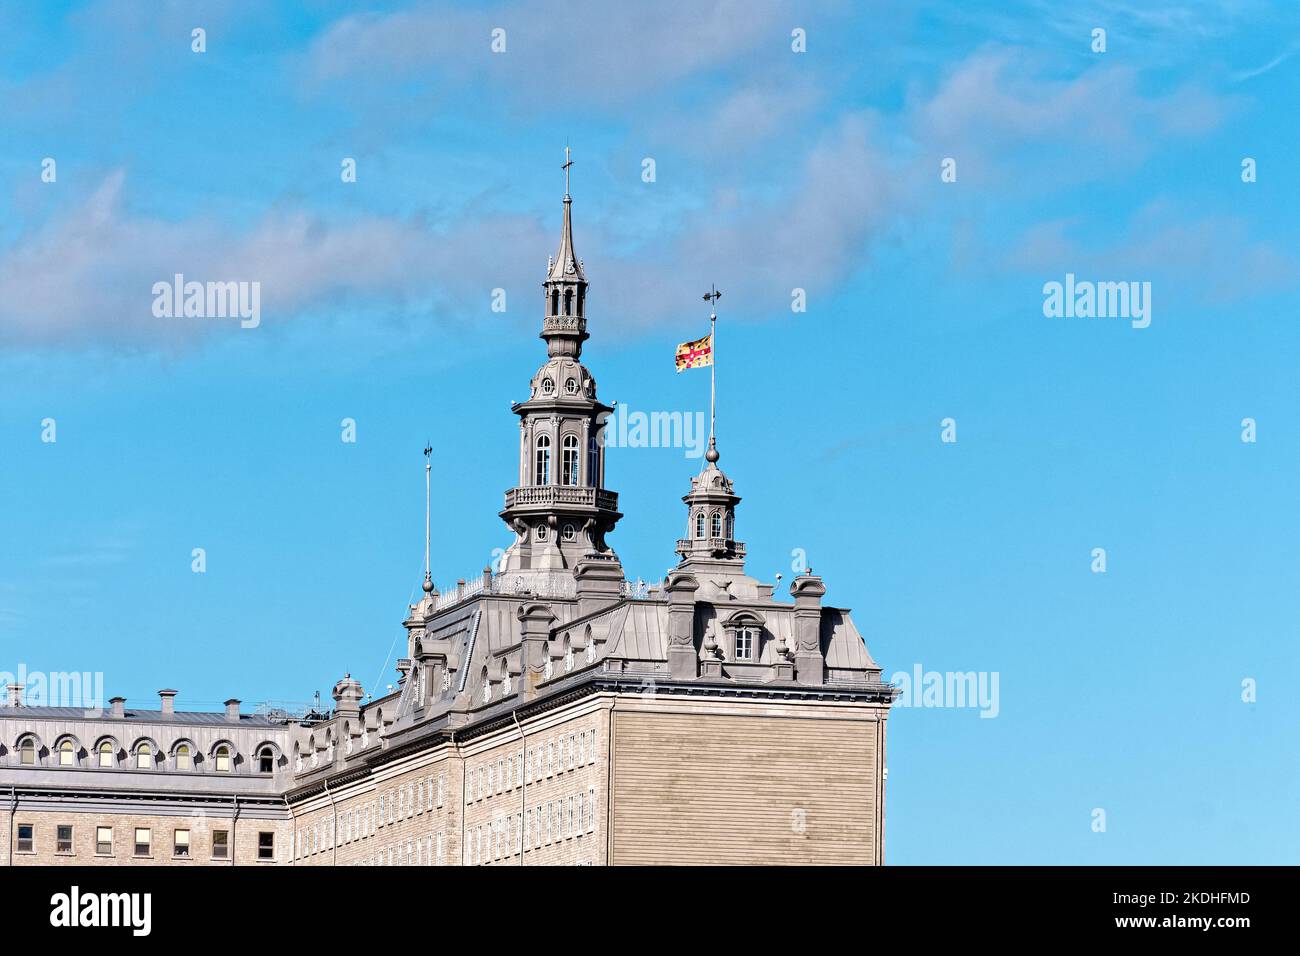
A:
[[547, 147, 585, 283]]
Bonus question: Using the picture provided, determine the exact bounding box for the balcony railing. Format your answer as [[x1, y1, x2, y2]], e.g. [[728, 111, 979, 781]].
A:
[[431, 570, 656, 611], [675, 537, 746, 557], [504, 486, 619, 511]]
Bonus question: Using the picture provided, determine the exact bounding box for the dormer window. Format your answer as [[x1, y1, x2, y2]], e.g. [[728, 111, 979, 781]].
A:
[[19, 738, 36, 765], [175, 744, 192, 770], [214, 745, 231, 773], [565, 378, 578, 395], [58, 739, 75, 766], [136, 743, 153, 770], [735, 626, 756, 661], [97, 741, 114, 768], [258, 746, 275, 774], [541, 377, 555, 395]]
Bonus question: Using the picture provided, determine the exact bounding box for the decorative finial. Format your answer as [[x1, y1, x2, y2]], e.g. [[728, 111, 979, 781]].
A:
[[705, 436, 720, 463], [562, 145, 573, 200]]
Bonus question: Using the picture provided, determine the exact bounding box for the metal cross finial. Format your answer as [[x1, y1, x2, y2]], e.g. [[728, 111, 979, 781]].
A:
[[562, 146, 573, 197]]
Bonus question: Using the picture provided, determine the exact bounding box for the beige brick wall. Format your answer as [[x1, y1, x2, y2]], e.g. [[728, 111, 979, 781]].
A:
[[2, 694, 886, 867], [609, 701, 885, 865], [4, 809, 290, 865]]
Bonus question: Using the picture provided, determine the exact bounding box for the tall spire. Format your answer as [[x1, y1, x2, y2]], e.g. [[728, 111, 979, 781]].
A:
[[541, 146, 588, 359], [499, 154, 621, 576], [548, 147, 585, 284]]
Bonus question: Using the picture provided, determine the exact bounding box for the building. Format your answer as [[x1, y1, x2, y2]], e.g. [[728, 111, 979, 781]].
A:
[[0, 176, 896, 866]]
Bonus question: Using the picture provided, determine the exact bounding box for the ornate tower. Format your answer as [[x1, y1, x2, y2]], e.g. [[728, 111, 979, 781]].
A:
[[675, 445, 746, 576], [499, 152, 622, 576]]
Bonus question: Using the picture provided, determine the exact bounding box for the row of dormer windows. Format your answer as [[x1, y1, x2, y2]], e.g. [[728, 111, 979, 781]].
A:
[[9, 735, 276, 773]]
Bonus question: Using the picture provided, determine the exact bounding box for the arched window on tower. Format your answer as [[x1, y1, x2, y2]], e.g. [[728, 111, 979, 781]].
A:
[[534, 435, 551, 485], [726, 512, 734, 539], [550, 288, 559, 315], [695, 512, 705, 538], [711, 511, 722, 538], [564, 289, 573, 315], [562, 435, 579, 485], [588, 436, 599, 486]]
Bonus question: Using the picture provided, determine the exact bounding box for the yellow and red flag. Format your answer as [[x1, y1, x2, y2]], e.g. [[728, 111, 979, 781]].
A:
[[675, 332, 713, 372]]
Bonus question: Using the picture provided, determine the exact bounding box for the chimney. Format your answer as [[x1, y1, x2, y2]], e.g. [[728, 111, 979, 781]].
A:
[[790, 574, 827, 686], [109, 696, 126, 718], [6, 683, 23, 707], [224, 698, 241, 721], [158, 689, 177, 716], [663, 570, 701, 680]]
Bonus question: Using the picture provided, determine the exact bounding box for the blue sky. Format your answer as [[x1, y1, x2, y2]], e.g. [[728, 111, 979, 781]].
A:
[[2, 1, 1298, 864]]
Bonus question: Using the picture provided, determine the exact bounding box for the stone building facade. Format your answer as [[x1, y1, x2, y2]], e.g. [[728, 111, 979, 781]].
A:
[[1, 179, 895, 866]]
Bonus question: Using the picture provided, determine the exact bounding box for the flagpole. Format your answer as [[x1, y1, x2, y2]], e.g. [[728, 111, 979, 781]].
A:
[[710, 307, 716, 447], [703, 284, 721, 463], [423, 443, 433, 590]]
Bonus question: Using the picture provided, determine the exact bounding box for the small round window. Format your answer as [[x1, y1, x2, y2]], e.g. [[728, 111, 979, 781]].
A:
[[565, 378, 578, 395], [561, 524, 576, 541], [541, 378, 554, 395], [536, 525, 548, 541]]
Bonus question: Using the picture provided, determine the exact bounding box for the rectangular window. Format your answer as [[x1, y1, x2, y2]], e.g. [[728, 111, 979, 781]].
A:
[[568, 734, 576, 770], [407, 783, 414, 818], [134, 827, 151, 857], [436, 831, 444, 865], [547, 740, 554, 777], [417, 780, 424, 813], [589, 730, 597, 765], [588, 785, 597, 833], [257, 831, 275, 861], [546, 801, 554, 844], [437, 773, 444, 808], [96, 826, 113, 855], [535, 805, 542, 849], [527, 748, 534, 783], [378, 793, 385, 825], [735, 626, 753, 661], [174, 829, 190, 857], [577, 732, 585, 766], [57, 824, 73, 854], [213, 829, 229, 859], [568, 795, 576, 838], [497, 757, 505, 792], [16, 824, 34, 853]]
